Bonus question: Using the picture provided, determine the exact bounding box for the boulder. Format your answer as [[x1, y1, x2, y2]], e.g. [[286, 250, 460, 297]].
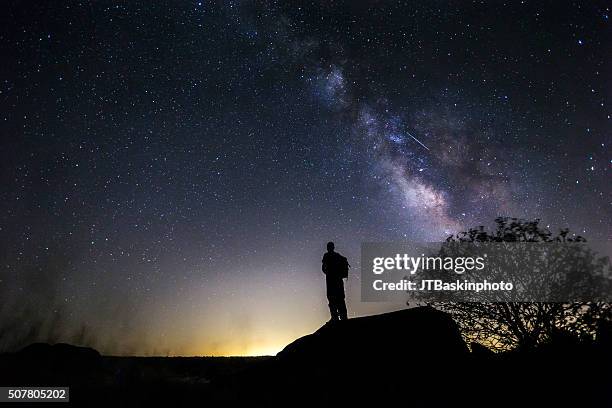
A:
[[278, 306, 468, 366]]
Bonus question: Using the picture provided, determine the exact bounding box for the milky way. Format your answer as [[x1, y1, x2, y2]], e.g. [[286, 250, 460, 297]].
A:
[[304, 61, 534, 238], [0, 1, 609, 355]]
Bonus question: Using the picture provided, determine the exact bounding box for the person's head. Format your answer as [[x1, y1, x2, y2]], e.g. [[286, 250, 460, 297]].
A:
[[327, 242, 335, 252]]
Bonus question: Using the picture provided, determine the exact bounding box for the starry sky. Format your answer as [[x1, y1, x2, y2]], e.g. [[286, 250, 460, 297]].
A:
[[0, 1, 610, 356]]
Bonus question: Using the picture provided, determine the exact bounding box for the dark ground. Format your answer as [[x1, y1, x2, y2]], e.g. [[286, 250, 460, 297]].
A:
[[0, 345, 269, 406], [1, 307, 611, 407]]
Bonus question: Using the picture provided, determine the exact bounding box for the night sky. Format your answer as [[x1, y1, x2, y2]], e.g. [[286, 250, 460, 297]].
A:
[[1, 1, 610, 356]]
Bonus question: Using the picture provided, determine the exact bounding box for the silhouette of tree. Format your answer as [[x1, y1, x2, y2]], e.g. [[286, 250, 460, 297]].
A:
[[429, 217, 612, 351]]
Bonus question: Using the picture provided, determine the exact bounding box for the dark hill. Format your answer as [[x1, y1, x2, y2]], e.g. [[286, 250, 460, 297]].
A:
[[216, 307, 470, 407], [278, 306, 468, 362], [4, 343, 104, 388], [216, 306, 612, 407], [19, 342, 101, 362]]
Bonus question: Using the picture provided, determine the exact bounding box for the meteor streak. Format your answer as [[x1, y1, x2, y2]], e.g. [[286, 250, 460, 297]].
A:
[[407, 132, 430, 151]]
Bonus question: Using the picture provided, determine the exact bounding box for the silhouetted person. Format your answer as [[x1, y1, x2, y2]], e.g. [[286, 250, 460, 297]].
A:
[[322, 242, 349, 322]]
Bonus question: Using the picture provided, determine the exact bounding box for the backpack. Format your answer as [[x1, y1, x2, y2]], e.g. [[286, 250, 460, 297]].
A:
[[338, 255, 350, 279]]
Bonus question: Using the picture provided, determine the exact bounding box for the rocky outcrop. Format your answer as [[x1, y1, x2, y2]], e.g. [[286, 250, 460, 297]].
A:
[[278, 306, 468, 366]]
